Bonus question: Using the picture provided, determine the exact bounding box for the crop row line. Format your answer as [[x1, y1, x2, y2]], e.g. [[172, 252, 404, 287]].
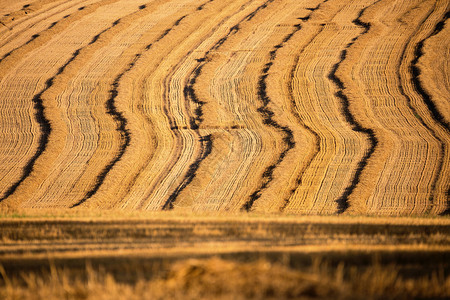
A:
[[327, 0, 382, 214], [241, 1, 334, 211], [72, 5, 194, 207], [162, 0, 276, 210]]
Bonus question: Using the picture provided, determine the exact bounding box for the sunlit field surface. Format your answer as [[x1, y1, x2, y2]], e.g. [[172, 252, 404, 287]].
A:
[[0, 0, 449, 298]]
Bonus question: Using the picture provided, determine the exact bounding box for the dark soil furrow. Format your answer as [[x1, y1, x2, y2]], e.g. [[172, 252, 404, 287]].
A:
[[270, 2, 329, 212], [72, 13, 190, 208], [0, 0, 90, 50], [396, 5, 446, 215], [162, 134, 212, 210], [197, 0, 214, 11], [329, 1, 381, 214], [408, 10, 450, 215], [162, 0, 276, 210], [0, 21, 55, 61], [0, 1, 121, 201], [0, 1, 118, 69], [137, 0, 256, 209], [0, 22, 118, 202], [243, 1, 330, 212], [0, 1, 57, 26], [411, 11, 450, 132]]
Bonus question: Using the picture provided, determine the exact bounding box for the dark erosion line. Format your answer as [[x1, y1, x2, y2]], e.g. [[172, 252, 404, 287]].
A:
[[411, 11, 450, 133], [162, 0, 275, 210], [240, 63, 295, 211], [70, 65, 130, 207], [71, 13, 188, 208], [279, 28, 325, 212], [0, 45, 86, 202], [412, 10, 450, 215], [162, 56, 211, 211], [162, 134, 212, 210], [80, 0, 206, 210], [0, 20, 8, 30], [328, 2, 381, 214], [243, 0, 331, 212], [68, 17, 129, 208], [0, 3, 95, 200], [134, 11, 207, 209], [197, 0, 214, 11], [0, 7, 81, 63], [280, 57, 322, 212], [395, 6, 445, 215], [278, 2, 329, 212], [408, 9, 450, 216]]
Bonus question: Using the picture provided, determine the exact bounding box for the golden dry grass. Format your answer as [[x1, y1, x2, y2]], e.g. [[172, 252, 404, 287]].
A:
[[2, 257, 450, 300], [0, 215, 449, 299]]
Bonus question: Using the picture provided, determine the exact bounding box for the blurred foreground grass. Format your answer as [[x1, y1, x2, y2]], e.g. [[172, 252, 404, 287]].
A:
[[1, 257, 449, 300]]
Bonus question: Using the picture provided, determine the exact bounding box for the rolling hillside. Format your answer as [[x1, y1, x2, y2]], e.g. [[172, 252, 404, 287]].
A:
[[0, 0, 448, 215]]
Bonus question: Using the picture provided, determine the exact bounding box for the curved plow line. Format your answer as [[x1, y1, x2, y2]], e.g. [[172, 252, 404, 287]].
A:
[[409, 9, 450, 215], [395, 4, 446, 215], [50, 2, 175, 209], [0, 8, 71, 55], [0, 0, 64, 27], [256, 1, 331, 212], [0, 0, 121, 81], [281, 3, 355, 213], [0, 2, 154, 206], [240, 28, 305, 210], [244, 0, 338, 212], [106, 12, 195, 210], [162, 0, 276, 210], [280, 29, 332, 210], [0, 0, 88, 47], [69, 2, 192, 208], [72, 0, 213, 208], [134, 0, 256, 209], [328, 0, 382, 214], [96, 0, 219, 210], [411, 11, 450, 133], [278, 55, 322, 212], [196, 0, 214, 12], [159, 50, 212, 211]]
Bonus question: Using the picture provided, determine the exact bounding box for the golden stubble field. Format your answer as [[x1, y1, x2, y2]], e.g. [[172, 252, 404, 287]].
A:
[[0, 0, 449, 298]]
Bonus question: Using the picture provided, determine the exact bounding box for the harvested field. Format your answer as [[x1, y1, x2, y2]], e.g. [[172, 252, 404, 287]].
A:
[[0, 0, 448, 214], [0, 0, 449, 298]]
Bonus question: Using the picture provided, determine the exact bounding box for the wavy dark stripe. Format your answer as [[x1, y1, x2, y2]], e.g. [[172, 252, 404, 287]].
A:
[[280, 1, 331, 211], [408, 9, 450, 216], [395, 4, 445, 215], [328, 1, 382, 214], [162, 0, 276, 210], [0, 45, 83, 202], [411, 11, 450, 132], [72, 13, 189, 208], [0, 4, 98, 63]]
